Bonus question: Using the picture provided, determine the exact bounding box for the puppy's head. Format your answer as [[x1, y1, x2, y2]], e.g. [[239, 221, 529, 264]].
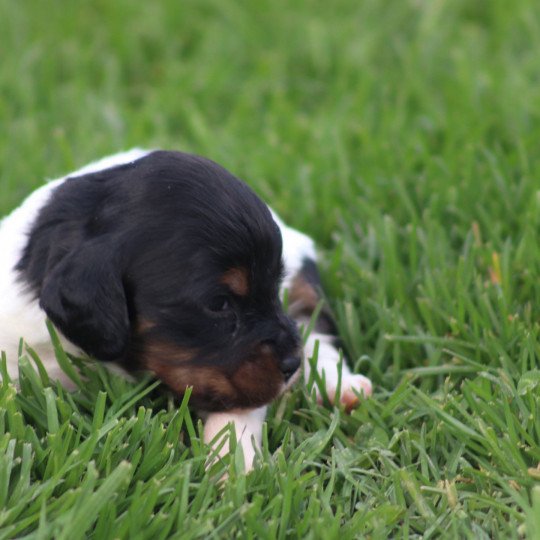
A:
[[35, 151, 302, 411]]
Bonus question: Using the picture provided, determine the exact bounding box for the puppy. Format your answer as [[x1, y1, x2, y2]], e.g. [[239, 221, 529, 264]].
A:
[[0, 149, 372, 468]]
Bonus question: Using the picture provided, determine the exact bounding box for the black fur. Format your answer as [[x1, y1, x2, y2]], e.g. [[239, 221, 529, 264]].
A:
[[17, 151, 301, 410]]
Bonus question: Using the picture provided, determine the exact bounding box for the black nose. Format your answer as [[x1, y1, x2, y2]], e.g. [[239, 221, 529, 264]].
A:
[[280, 355, 301, 380]]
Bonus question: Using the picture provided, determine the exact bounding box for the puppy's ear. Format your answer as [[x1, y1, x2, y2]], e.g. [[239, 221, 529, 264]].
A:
[[39, 240, 130, 361]]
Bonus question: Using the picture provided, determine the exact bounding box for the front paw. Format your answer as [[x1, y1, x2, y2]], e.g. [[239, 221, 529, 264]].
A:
[[323, 373, 372, 412], [305, 333, 373, 411]]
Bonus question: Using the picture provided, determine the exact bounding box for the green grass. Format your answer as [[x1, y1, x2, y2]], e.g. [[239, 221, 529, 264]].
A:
[[1, 0, 540, 537]]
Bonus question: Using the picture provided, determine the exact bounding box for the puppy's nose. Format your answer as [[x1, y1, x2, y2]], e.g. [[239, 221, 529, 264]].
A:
[[280, 355, 301, 380]]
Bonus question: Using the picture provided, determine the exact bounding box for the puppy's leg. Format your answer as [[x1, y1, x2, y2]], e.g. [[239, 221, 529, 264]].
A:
[[288, 258, 372, 409], [271, 210, 372, 407], [203, 406, 267, 471]]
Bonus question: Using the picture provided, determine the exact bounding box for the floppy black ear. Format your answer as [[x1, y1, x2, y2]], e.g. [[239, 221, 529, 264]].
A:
[[39, 240, 130, 361]]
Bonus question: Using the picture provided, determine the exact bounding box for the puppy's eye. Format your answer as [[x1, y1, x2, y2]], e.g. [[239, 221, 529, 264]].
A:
[[207, 295, 231, 313]]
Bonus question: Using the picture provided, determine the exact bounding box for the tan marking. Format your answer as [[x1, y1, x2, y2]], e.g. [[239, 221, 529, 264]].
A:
[[288, 273, 319, 318], [221, 267, 249, 296], [137, 318, 156, 332], [151, 362, 236, 399], [138, 335, 287, 410], [140, 339, 252, 407], [142, 341, 238, 402], [288, 272, 337, 335], [230, 344, 285, 405], [144, 341, 196, 366]]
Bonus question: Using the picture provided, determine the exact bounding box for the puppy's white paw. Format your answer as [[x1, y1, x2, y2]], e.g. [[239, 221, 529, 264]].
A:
[[305, 333, 372, 412], [323, 373, 373, 412]]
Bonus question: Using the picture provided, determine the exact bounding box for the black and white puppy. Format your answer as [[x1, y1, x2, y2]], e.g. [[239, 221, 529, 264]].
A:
[[0, 149, 372, 467]]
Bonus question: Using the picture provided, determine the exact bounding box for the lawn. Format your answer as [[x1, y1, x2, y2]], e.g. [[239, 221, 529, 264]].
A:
[[1, 0, 540, 538]]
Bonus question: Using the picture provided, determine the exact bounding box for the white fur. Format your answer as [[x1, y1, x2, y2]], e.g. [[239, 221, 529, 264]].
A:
[[0, 176, 68, 381], [203, 406, 267, 470], [269, 209, 317, 292], [0, 150, 372, 470]]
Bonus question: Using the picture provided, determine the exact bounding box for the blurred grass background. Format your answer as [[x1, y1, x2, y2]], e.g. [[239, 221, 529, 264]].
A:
[[1, 0, 540, 538]]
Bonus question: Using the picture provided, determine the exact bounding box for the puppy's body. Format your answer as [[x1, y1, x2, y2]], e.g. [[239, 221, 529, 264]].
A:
[[0, 150, 372, 467]]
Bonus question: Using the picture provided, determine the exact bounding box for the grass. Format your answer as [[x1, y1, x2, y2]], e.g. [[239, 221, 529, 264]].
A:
[[1, 0, 540, 537]]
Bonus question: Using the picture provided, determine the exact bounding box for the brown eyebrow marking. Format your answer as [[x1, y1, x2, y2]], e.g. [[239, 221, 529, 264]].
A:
[[221, 267, 249, 296]]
